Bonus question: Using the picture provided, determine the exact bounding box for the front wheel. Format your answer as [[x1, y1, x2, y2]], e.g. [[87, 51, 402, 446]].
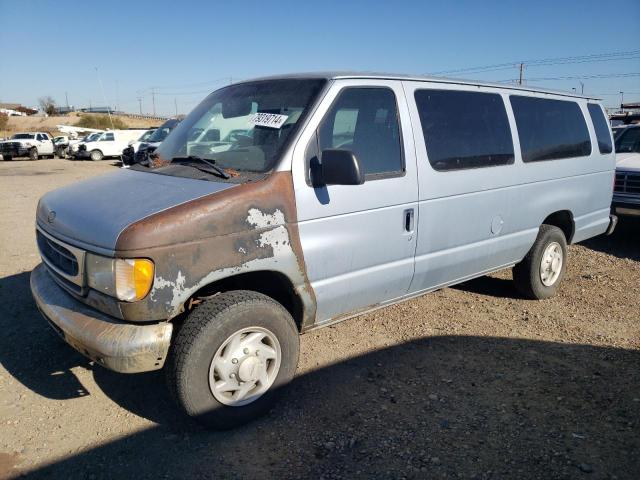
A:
[[89, 149, 103, 161], [3, 155, 12, 161], [29, 147, 38, 160], [513, 224, 567, 300], [166, 291, 299, 429]]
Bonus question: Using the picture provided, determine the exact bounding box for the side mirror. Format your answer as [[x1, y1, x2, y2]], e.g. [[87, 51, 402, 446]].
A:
[[320, 149, 364, 186]]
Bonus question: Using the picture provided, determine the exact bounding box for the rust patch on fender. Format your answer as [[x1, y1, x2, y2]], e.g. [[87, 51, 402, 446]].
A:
[[116, 172, 317, 329]]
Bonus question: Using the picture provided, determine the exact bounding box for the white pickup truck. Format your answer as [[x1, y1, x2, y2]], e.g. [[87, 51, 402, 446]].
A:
[[0, 132, 55, 160], [77, 129, 148, 161]]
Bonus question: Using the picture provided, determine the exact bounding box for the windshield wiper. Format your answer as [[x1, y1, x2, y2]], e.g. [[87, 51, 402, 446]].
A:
[[171, 155, 230, 179]]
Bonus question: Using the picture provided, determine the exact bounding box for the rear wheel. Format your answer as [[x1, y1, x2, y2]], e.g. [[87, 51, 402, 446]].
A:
[[166, 290, 299, 429], [29, 147, 38, 160], [3, 155, 12, 161], [90, 149, 103, 161], [513, 224, 567, 300]]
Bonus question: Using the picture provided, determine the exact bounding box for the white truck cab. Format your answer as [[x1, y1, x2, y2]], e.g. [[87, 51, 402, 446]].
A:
[[78, 129, 148, 161], [0, 132, 55, 160]]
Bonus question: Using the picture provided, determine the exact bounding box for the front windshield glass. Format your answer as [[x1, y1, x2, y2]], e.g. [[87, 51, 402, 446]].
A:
[[147, 119, 179, 143], [615, 127, 640, 153], [139, 130, 155, 141], [154, 78, 326, 174], [13, 133, 35, 139]]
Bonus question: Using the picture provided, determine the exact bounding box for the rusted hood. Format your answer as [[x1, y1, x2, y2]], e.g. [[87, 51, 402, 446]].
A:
[[37, 169, 236, 251]]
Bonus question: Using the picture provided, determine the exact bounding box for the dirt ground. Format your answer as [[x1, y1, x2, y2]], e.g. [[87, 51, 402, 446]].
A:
[[0, 159, 638, 480]]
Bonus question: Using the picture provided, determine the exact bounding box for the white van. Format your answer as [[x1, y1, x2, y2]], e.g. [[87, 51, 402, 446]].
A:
[[78, 129, 147, 161]]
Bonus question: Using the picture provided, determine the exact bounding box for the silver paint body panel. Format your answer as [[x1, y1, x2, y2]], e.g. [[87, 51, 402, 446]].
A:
[[36, 169, 234, 251], [288, 78, 614, 324]]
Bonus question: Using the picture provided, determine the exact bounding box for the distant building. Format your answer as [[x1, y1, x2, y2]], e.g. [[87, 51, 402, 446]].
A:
[[80, 106, 115, 114]]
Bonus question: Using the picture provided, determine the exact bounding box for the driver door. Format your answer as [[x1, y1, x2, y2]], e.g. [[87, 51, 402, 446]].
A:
[[291, 79, 419, 324]]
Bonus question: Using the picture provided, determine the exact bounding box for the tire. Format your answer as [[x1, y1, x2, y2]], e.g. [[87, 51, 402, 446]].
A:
[[90, 149, 103, 161], [166, 290, 299, 429], [29, 148, 38, 160], [3, 156, 12, 161], [513, 224, 567, 300]]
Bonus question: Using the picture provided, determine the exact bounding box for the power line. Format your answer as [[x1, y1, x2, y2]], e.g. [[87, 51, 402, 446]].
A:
[[428, 49, 640, 76], [497, 72, 640, 83]]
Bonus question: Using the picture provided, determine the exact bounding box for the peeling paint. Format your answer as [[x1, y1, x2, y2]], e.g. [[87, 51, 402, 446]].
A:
[[149, 209, 294, 317]]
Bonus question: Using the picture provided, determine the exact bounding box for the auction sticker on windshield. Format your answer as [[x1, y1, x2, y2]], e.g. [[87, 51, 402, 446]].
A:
[[250, 113, 289, 129]]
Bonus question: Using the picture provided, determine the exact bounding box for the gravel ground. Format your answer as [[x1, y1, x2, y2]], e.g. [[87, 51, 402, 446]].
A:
[[1, 159, 639, 480]]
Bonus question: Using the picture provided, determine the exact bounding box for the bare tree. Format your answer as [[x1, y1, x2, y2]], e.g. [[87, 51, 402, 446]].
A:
[[38, 96, 57, 115]]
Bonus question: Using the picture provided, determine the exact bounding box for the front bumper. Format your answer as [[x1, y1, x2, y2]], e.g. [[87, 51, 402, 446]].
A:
[[0, 145, 30, 157], [30, 263, 173, 373], [612, 195, 640, 216]]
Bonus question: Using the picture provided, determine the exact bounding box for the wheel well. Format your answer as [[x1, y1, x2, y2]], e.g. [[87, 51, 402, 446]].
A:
[[188, 271, 304, 331], [542, 210, 574, 243]]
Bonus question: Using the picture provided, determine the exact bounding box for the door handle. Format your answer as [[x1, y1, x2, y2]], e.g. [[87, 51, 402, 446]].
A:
[[404, 208, 414, 233]]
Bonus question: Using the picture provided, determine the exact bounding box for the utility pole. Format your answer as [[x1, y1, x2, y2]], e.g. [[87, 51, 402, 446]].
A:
[[620, 91, 624, 112], [65, 91, 69, 110], [518, 63, 524, 85], [579, 82, 584, 95], [174, 97, 178, 117], [137, 97, 143, 115], [151, 87, 156, 117]]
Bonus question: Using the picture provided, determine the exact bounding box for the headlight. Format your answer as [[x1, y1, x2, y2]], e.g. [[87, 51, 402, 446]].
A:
[[86, 254, 154, 301]]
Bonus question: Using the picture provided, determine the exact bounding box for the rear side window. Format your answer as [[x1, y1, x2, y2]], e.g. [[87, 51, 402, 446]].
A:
[[510, 96, 591, 162], [319, 87, 403, 177], [414, 89, 514, 171], [587, 104, 613, 154]]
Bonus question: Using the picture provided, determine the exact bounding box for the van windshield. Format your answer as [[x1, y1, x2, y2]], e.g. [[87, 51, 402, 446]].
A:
[[152, 79, 326, 175], [615, 127, 640, 153]]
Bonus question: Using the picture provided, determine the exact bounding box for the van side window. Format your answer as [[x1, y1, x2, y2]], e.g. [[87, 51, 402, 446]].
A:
[[319, 88, 403, 176], [510, 96, 591, 162], [414, 89, 514, 171], [587, 103, 613, 154], [102, 133, 115, 141]]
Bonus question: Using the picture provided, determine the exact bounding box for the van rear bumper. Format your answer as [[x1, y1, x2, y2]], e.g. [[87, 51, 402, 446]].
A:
[[30, 263, 172, 373]]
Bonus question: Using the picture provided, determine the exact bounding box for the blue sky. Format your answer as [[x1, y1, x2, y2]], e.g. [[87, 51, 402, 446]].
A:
[[1, 0, 639, 115]]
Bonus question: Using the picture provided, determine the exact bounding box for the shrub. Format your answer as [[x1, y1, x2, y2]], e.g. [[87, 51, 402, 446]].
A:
[[0, 113, 8, 131], [75, 114, 128, 130]]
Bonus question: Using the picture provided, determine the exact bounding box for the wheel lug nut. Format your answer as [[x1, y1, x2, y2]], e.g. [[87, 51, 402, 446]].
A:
[[232, 358, 238, 364], [243, 348, 249, 354], [230, 373, 236, 379]]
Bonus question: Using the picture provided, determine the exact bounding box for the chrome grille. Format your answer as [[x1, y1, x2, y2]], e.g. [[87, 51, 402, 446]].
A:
[[37, 230, 78, 276], [615, 171, 640, 195]]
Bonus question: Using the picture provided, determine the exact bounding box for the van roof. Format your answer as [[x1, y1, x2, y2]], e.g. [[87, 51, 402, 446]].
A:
[[240, 72, 601, 101]]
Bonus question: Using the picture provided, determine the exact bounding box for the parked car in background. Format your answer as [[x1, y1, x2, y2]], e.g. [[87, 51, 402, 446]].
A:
[[122, 118, 180, 166], [77, 129, 148, 161], [31, 73, 617, 430], [612, 124, 640, 216], [53, 136, 72, 157], [0, 132, 54, 160], [612, 124, 628, 139], [121, 128, 156, 165], [67, 132, 103, 159]]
